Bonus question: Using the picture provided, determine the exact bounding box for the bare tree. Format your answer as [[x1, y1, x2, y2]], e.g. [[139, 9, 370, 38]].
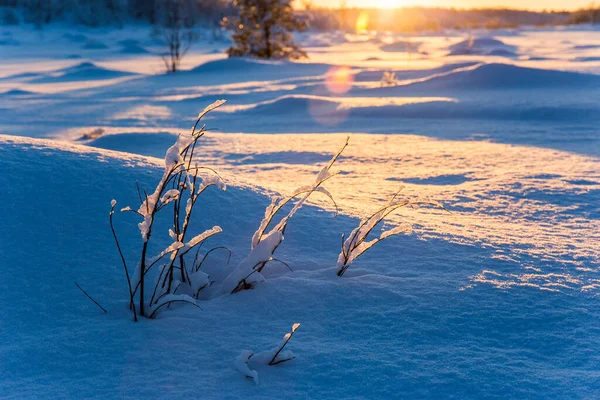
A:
[[156, 0, 197, 73]]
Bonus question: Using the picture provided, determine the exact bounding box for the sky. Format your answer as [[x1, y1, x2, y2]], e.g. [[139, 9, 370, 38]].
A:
[[309, 0, 591, 11]]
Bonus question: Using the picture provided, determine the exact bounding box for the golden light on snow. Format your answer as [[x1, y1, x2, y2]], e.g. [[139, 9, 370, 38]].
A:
[[183, 132, 600, 293]]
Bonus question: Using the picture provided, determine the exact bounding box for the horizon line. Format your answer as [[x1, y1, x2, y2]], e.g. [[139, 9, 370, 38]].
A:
[[295, 4, 591, 12]]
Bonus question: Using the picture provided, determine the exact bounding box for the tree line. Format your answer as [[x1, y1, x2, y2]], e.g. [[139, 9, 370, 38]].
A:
[[0, 0, 232, 27]]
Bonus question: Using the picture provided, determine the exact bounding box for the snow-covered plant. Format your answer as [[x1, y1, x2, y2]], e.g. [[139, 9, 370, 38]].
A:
[[222, 0, 308, 59], [337, 187, 448, 277], [222, 138, 348, 294], [380, 71, 397, 87], [110, 100, 227, 320], [234, 323, 301, 385]]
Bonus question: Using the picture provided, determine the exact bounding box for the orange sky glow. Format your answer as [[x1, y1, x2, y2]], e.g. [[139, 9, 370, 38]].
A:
[[305, 0, 590, 11]]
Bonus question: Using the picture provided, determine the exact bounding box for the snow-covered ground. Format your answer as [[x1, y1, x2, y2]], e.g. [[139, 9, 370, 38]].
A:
[[1, 24, 599, 398]]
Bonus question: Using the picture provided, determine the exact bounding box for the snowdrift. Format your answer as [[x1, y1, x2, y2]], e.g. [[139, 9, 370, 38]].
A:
[[379, 40, 421, 53], [26, 62, 137, 84], [360, 63, 600, 92], [447, 37, 517, 57], [4, 134, 590, 398], [118, 39, 151, 54], [352, 62, 478, 83], [188, 58, 332, 79]]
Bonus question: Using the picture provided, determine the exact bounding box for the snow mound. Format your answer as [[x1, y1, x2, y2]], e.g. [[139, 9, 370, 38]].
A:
[[0, 89, 37, 96], [118, 39, 150, 54], [400, 63, 600, 90], [379, 40, 421, 52], [86, 132, 177, 158], [191, 57, 282, 73], [353, 62, 478, 82], [217, 95, 460, 129], [0, 72, 39, 81], [189, 57, 331, 77], [29, 61, 136, 83], [572, 44, 600, 50], [447, 37, 517, 57], [574, 56, 600, 62]]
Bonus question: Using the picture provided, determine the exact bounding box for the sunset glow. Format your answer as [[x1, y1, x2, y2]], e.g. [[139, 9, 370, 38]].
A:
[[309, 0, 591, 11], [372, 0, 398, 7]]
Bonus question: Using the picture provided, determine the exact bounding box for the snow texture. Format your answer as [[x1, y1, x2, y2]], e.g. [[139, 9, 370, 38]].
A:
[[0, 24, 599, 399]]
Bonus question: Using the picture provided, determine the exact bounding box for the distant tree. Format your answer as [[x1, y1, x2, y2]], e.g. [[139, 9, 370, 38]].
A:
[[338, 0, 347, 31], [128, 0, 156, 23], [156, 0, 198, 73], [1, 6, 20, 24], [73, 0, 125, 27], [195, 0, 227, 41], [222, 0, 307, 59], [24, 0, 54, 27]]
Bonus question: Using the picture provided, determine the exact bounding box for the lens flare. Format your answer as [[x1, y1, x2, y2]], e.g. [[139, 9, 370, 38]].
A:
[[324, 66, 354, 95]]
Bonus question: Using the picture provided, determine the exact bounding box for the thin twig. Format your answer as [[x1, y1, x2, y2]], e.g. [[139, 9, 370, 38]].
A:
[[268, 327, 299, 366], [75, 282, 108, 314], [110, 203, 137, 321]]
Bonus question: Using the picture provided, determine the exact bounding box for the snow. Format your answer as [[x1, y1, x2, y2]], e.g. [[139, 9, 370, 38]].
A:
[[159, 188, 180, 205], [234, 350, 260, 385], [221, 229, 283, 294], [0, 23, 599, 399], [233, 323, 301, 385], [182, 226, 223, 254]]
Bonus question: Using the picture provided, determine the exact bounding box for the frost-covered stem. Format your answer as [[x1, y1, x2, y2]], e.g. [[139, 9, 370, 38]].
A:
[[135, 181, 143, 204], [253, 138, 348, 247], [231, 267, 262, 294], [255, 224, 287, 273], [168, 131, 203, 284], [165, 192, 197, 292], [268, 332, 294, 365], [269, 323, 300, 365], [337, 194, 448, 276], [139, 241, 148, 316], [149, 265, 168, 306], [176, 172, 199, 283], [110, 203, 137, 321], [337, 233, 398, 277], [166, 257, 175, 295], [227, 138, 348, 294], [179, 254, 187, 283], [194, 246, 231, 273], [138, 164, 179, 315]]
